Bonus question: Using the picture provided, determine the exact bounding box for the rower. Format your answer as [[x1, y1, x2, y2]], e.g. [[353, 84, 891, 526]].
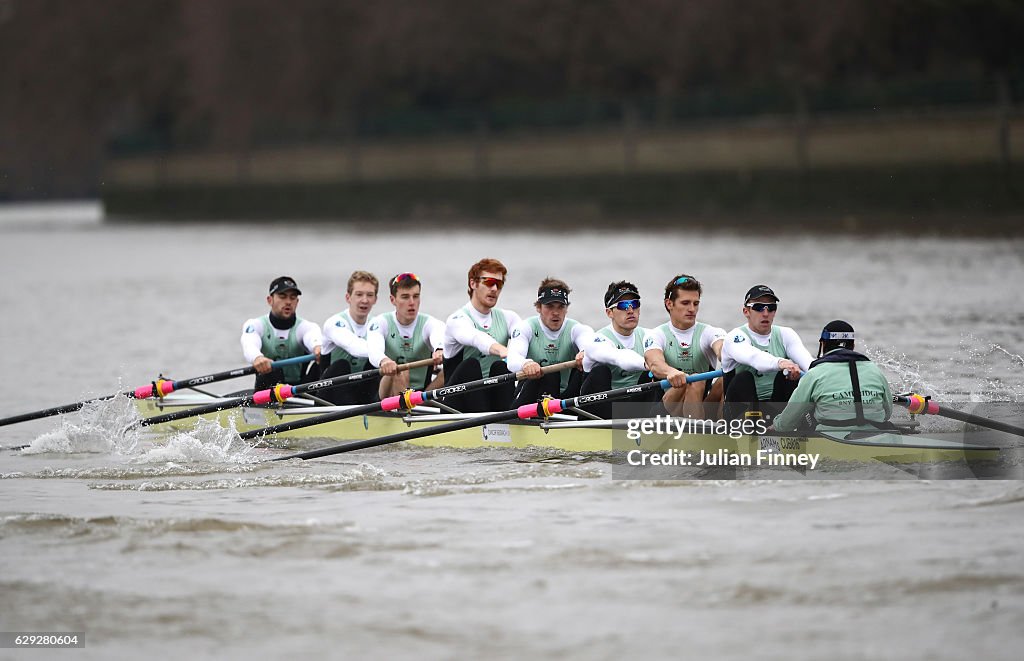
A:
[[240, 276, 322, 390], [721, 284, 812, 421], [507, 278, 592, 407], [643, 274, 726, 416], [319, 271, 381, 404], [367, 272, 445, 398], [442, 258, 522, 412], [772, 320, 894, 432], [579, 281, 658, 419]]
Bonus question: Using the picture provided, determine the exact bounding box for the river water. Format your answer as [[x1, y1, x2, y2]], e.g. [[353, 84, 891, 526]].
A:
[[2, 208, 1024, 659]]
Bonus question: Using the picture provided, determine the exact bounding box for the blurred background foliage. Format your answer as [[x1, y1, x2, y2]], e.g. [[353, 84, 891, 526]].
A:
[[1, 0, 1022, 200]]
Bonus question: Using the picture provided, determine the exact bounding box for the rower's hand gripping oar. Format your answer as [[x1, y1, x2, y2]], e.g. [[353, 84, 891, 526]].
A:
[[136, 357, 436, 428], [895, 393, 1024, 438], [0, 354, 315, 428], [239, 360, 581, 442], [269, 369, 723, 461]]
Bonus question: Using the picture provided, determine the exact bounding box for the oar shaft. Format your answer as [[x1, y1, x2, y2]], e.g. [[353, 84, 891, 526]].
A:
[[269, 368, 723, 461], [0, 354, 317, 428], [896, 395, 1024, 438], [138, 357, 432, 428], [0, 394, 121, 427], [242, 360, 579, 440], [272, 410, 517, 461]]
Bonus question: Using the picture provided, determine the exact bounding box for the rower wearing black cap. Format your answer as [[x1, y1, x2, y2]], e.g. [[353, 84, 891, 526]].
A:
[[579, 280, 658, 418], [240, 276, 322, 390], [721, 284, 812, 418], [507, 278, 593, 407], [773, 320, 893, 432]]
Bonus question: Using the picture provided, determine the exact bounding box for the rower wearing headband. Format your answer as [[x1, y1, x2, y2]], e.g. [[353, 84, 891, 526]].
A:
[[579, 280, 658, 418], [721, 284, 812, 420], [773, 320, 893, 432], [442, 258, 522, 412], [507, 278, 592, 407]]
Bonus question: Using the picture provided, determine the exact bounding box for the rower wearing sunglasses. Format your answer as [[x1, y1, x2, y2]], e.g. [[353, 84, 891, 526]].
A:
[[318, 271, 381, 404], [367, 272, 445, 398], [507, 278, 593, 407], [578, 281, 658, 418], [643, 274, 727, 416], [721, 284, 813, 419], [772, 320, 893, 433], [442, 258, 522, 412]]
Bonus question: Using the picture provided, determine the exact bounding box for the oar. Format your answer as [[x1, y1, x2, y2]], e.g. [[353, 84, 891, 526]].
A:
[[239, 360, 581, 442], [136, 357, 436, 428], [270, 369, 724, 461], [0, 355, 315, 428], [895, 393, 1024, 438]]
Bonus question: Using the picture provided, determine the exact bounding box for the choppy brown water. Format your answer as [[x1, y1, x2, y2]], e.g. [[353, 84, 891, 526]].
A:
[[1, 207, 1023, 659]]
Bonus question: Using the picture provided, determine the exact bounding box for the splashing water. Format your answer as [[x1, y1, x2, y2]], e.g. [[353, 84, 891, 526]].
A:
[[22, 395, 143, 455], [133, 415, 260, 465], [868, 334, 1024, 403]]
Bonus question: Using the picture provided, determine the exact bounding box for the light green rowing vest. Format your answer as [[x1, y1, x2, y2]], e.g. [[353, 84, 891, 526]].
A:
[[329, 311, 365, 373], [526, 317, 579, 392], [597, 325, 648, 390], [736, 326, 788, 400], [261, 314, 306, 383], [383, 312, 433, 389], [460, 305, 510, 373], [656, 321, 711, 374]]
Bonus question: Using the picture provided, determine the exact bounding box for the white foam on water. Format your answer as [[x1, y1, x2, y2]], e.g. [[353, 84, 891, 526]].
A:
[[133, 415, 259, 465], [22, 395, 142, 456]]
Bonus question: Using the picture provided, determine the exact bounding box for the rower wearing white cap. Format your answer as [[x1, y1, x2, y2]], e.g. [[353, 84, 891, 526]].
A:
[[579, 280, 657, 418], [644, 274, 726, 415], [721, 284, 812, 417], [507, 277, 592, 407], [240, 276, 322, 390], [773, 320, 893, 432]]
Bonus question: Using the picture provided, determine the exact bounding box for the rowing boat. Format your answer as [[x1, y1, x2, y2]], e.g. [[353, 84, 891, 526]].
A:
[[135, 392, 1003, 464]]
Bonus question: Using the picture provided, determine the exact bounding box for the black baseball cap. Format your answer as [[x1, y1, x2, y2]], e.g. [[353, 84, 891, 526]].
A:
[[269, 276, 302, 296], [604, 284, 641, 308], [744, 284, 779, 304], [537, 286, 570, 306]]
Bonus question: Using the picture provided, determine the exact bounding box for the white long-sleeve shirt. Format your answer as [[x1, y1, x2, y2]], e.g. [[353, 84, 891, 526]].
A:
[[506, 317, 594, 373], [240, 316, 322, 362], [720, 324, 812, 374], [366, 313, 445, 367], [321, 310, 370, 359], [581, 325, 649, 373], [443, 306, 522, 359]]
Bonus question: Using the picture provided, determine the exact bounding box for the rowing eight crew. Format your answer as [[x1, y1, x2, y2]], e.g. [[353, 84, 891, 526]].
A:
[[240, 260, 893, 432]]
